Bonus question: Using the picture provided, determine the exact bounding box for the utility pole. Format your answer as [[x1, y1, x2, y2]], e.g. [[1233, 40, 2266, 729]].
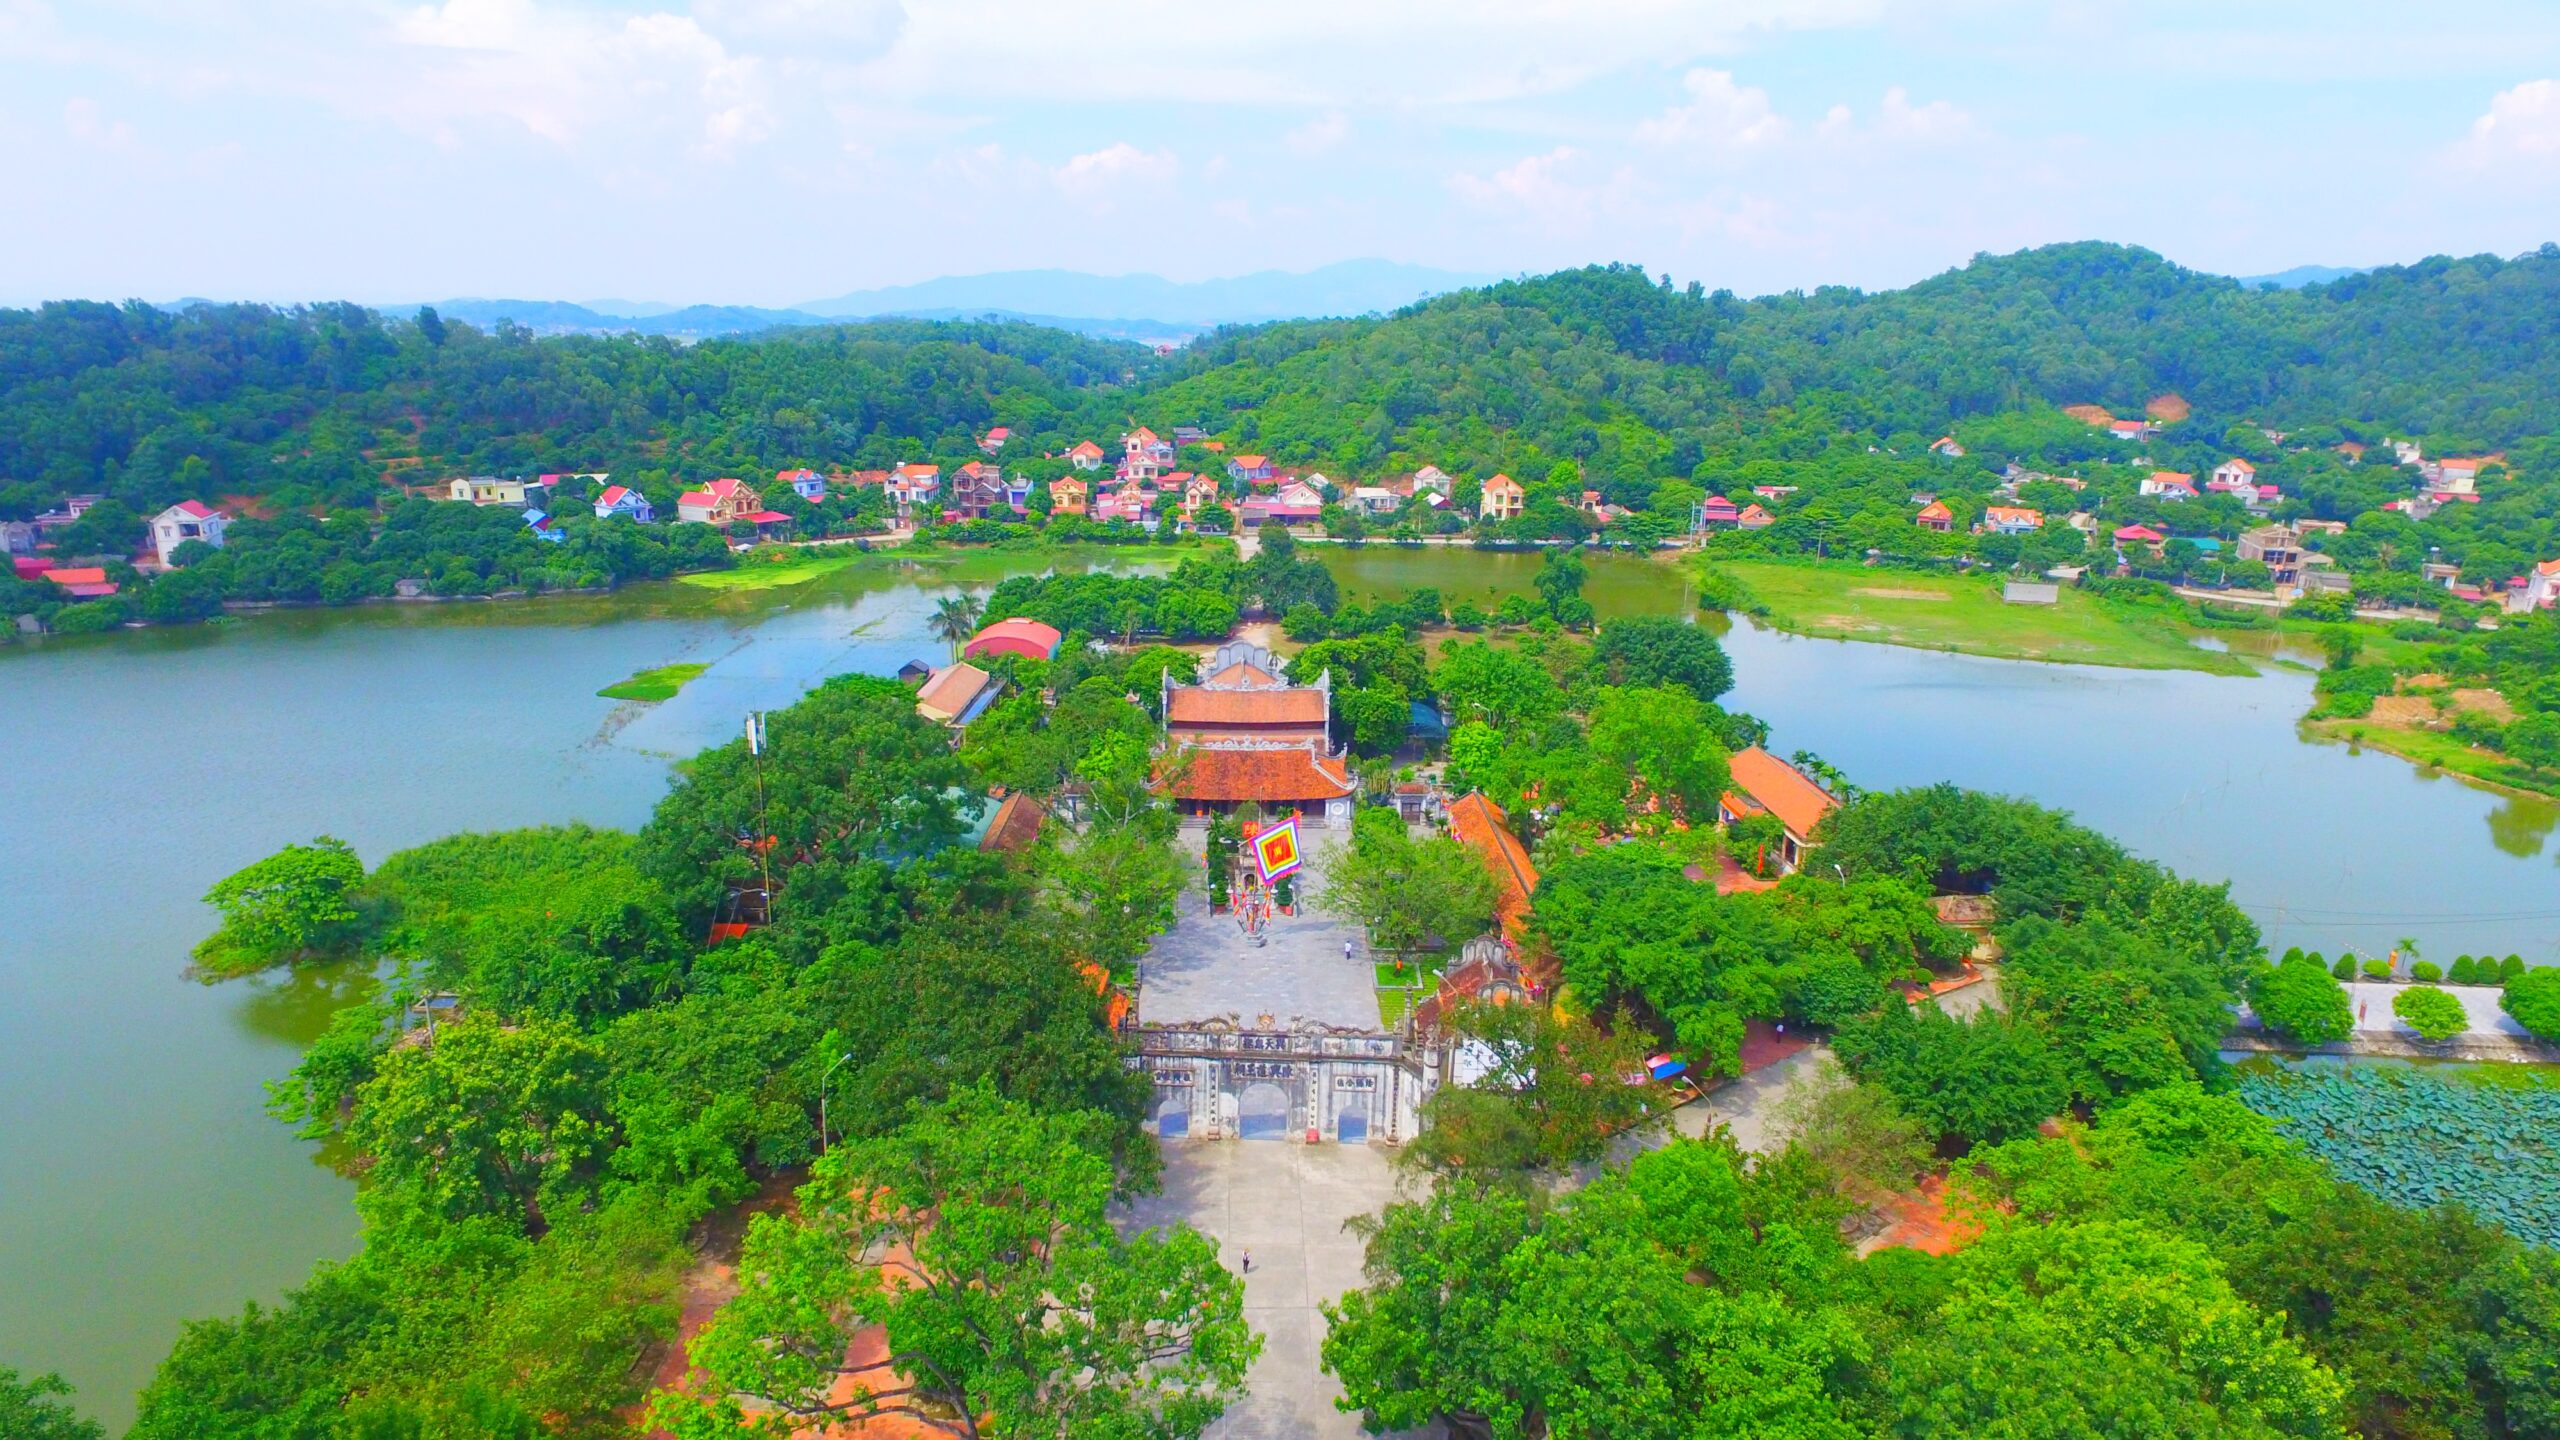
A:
[[819, 1049, 853, 1153], [746, 711, 775, 920]]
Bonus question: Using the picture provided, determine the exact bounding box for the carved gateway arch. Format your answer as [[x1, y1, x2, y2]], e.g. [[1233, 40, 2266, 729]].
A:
[[1129, 1015, 1430, 1144]]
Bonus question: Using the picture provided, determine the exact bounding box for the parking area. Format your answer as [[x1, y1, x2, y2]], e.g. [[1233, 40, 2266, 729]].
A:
[[1119, 1140, 1425, 1440], [1138, 834, 1381, 1031]]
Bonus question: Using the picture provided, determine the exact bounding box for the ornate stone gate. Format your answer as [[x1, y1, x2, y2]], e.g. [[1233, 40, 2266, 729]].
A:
[[1130, 1017, 1428, 1143]]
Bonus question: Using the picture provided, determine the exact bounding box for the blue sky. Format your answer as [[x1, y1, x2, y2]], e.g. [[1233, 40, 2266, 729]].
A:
[[5, 0, 2559, 306]]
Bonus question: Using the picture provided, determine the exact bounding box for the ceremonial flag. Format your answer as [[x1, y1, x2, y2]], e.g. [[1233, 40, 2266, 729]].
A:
[[1251, 816, 1304, 883]]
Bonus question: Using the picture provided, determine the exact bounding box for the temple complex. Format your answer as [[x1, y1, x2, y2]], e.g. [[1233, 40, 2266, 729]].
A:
[[1156, 640, 1358, 824]]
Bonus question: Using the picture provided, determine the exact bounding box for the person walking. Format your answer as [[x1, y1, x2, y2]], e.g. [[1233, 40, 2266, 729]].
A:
[[1241, 1250, 1253, 1274], [1344, 939, 1354, 963]]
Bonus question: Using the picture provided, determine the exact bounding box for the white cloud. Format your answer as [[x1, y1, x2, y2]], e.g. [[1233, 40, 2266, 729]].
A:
[[1285, 111, 1352, 155], [63, 97, 136, 151], [857, 0, 1885, 109], [1054, 141, 1178, 203], [1636, 69, 1788, 150], [695, 0, 905, 52], [2454, 79, 2560, 169], [1811, 86, 1975, 147]]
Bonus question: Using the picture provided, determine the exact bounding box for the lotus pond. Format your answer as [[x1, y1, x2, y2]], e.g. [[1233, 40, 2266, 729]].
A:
[[2233, 1061, 2560, 1247]]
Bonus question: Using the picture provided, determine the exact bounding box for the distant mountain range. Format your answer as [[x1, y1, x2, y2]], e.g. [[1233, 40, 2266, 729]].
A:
[[401, 260, 1494, 344], [2231, 264, 2370, 290]]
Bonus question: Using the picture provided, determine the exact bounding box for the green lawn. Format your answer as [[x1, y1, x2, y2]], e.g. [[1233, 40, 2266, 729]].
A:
[[1711, 561, 2255, 675], [598, 662, 710, 701]]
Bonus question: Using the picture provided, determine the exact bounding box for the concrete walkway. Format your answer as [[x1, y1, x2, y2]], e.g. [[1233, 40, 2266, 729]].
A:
[[1118, 1142, 1427, 1440], [1138, 840, 1380, 1030]]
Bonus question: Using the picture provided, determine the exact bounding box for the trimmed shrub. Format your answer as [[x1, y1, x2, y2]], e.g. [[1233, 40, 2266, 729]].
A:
[[2502, 967, 2560, 1042], [2331, 953, 2358, 981], [2501, 955, 2528, 984], [2249, 955, 2354, 1046], [2362, 958, 2395, 981], [2393, 985, 2470, 1043], [2411, 960, 2443, 982], [2448, 956, 2482, 985]]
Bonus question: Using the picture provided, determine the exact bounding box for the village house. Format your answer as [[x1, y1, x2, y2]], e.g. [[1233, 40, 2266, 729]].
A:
[[1172, 425, 1208, 446], [1478, 473, 1525, 522], [2295, 518, 2349, 537], [1929, 435, 1965, 457], [1411, 465, 1453, 499], [1351, 485, 1402, 518], [1067, 441, 1108, 472], [1180, 475, 1223, 521], [946, 461, 1009, 519], [914, 662, 1001, 728], [524, 510, 565, 544], [593, 485, 654, 523], [1156, 641, 1357, 825], [1048, 477, 1089, 517], [885, 464, 941, 521], [1751, 484, 1798, 501], [1736, 503, 1773, 530], [1716, 747, 1839, 875], [2238, 524, 2304, 590], [2521, 559, 2560, 611], [1123, 427, 1175, 463], [149, 501, 228, 565], [777, 468, 827, 503], [1693, 495, 1741, 531], [978, 426, 1009, 456], [2107, 418, 2151, 442], [2140, 471, 2198, 500], [447, 476, 530, 507], [46, 566, 119, 599], [1226, 454, 1275, 484], [1914, 499, 1954, 532], [2209, 458, 2257, 493], [676, 477, 763, 526], [1978, 505, 2043, 536], [1095, 480, 1158, 527], [2113, 523, 2167, 554]]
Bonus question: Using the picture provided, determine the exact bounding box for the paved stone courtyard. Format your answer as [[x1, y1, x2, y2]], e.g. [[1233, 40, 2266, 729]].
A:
[[1118, 1141, 1429, 1439], [1138, 832, 1381, 1030]]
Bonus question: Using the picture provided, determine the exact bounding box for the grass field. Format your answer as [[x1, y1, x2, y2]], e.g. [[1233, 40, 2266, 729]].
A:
[[675, 554, 864, 590], [598, 662, 710, 701], [1710, 561, 2256, 675]]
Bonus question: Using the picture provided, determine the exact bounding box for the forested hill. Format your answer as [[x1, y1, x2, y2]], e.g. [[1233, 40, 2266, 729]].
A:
[[6, 240, 2560, 522]]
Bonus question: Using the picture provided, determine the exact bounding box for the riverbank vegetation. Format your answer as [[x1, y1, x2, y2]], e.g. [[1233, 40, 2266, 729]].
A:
[[1325, 756, 2560, 1438], [596, 661, 708, 701], [1700, 558, 2258, 673], [139, 675, 1241, 1437]]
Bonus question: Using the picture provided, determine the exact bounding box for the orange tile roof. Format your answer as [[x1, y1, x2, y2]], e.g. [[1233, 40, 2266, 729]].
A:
[[44, 567, 108, 585], [979, 791, 1046, 853], [1447, 791, 1539, 941], [1982, 505, 2042, 525], [1166, 688, 1327, 726], [1163, 746, 1355, 802], [1481, 472, 1522, 493], [1915, 500, 1952, 522], [1723, 746, 1838, 841], [915, 663, 994, 723]]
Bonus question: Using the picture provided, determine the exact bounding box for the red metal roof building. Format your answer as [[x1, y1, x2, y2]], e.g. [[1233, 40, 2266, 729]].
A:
[[962, 617, 1063, 662], [1717, 746, 1840, 874]]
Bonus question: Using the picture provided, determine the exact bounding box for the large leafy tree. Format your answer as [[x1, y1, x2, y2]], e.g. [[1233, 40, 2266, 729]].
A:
[[1402, 1000, 1667, 1182], [2249, 951, 2353, 1046], [1586, 615, 1734, 703], [1319, 807, 1498, 960], [1834, 999, 2068, 1147], [193, 835, 367, 977], [345, 1014, 613, 1231], [657, 1085, 1255, 1440], [1882, 1220, 2343, 1438], [0, 1368, 103, 1440]]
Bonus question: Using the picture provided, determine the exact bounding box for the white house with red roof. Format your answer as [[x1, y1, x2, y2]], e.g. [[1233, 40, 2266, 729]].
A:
[[2107, 418, 2152, 441], [777, 468, 826, 502], [150, 501, 228, 565], [978, 426, 1010, 456], [1929, 435, 1965, 457], [593, 485, 654, 523], [1225, 454, 1275, 484], [2524, 558, 2560, 611], [886, 464, 941, 520], [2209, 458, 2257, 492], [2140, 471, 2198, 500], [1122, 427, 1174, 464], [1067, 441, 1107, 472]]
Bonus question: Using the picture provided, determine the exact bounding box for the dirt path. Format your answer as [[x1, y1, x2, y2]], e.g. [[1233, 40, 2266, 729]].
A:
[[636, 1172, 803, 1435]]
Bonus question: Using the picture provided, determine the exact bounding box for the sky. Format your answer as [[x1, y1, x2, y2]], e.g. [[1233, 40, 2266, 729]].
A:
[[4, 0, 2560, 307]]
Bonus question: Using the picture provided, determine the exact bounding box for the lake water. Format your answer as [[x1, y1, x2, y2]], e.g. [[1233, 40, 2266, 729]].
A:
[[2, 543, 2555, 1426]]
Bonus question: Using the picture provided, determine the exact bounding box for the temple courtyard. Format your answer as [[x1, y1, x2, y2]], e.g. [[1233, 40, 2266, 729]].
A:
[[1136, 830, 1382, 1031]]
